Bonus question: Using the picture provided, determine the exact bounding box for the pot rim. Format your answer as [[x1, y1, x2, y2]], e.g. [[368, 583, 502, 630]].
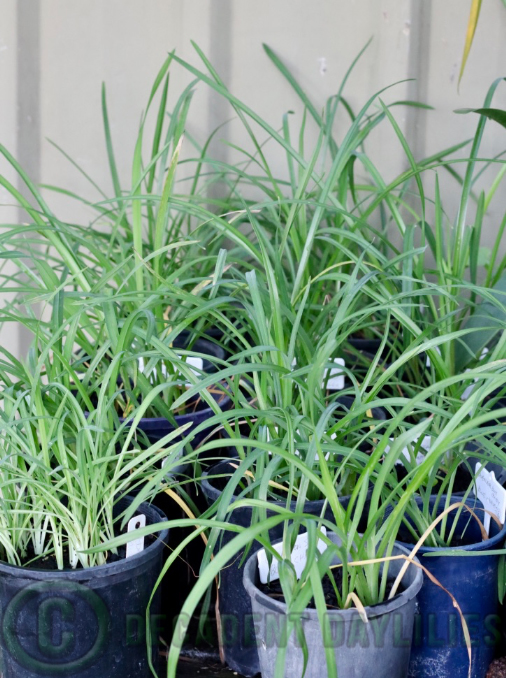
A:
[[0, 499, 168, 581], [399, 493, 506, 554], [243, 539, 423, 621], [119, 390, 231, 428]]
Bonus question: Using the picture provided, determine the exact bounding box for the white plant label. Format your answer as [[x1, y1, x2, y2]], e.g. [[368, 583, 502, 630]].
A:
[[323, 358, 345, 391], [291, 358, 345, 391], [425, 346, 441, 369], [386, 435, 430, 466], [138, 355, 203, 382], [186, 356, 204, 373], [474, 463, 506, 535], [257, 527, 327, 584], [266, 426, 301, 458], [161, 448, 182, 470], [126, 514, 146, 558], [461, 382, 475, 402]]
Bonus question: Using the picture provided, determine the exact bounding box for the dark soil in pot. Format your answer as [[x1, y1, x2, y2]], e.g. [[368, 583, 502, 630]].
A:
[[0, 497, 168, 678], [258, 569, 405, 609]]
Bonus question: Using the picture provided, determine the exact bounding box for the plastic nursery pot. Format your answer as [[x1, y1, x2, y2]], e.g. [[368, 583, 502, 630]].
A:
[[344, 337, 393, 373], [128, 387, 231, 448], [122, 335, 231, 472], [395, 494, 506, 678], [186, 305, 248, 355], [243, 534, 423, 678], [201, 460, 371, 677], [330, 394, 387, 424], [0, 498, 168, 678], [172, 333, 226, 375], [346, 336, 384, 356]]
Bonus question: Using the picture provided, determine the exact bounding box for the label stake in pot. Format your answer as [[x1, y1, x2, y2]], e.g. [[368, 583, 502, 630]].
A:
[[126, 514, 146, 558]]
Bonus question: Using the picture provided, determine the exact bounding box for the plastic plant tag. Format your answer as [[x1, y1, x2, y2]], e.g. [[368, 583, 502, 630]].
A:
[[161, 447, 184, 473], [186, 356, 204, 373], [323, 358, 345, 391], [461, 382, 475, 402], [257, 527, 327, 584], [126, 514, 146, 558], [426, 346, 441, 369], [475, 463, 506, 535], [266, 425, 302, 458], [291, 357, 345, 391], [138, 355, 203, 382], [386, 435, 430, 466]]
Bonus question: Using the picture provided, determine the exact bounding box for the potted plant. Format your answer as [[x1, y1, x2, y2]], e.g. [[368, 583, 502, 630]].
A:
[[200, 401, 384, 676], [186, 241, 405, 674], [0, 55, 250, 456], [70, 300, 233, 454], [154, 413, 434, 678], [242, 527, 422, 678], [0, 338, 191, 678], [380, 370, 506, 678]]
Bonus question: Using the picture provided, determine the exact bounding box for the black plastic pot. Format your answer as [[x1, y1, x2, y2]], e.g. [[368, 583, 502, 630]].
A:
[[171, 333, 226, 374], [129, 388, 231, 447], [396, 494, 506, 678], [329, 394, 387, 422], [201, 460, 370, 676], [243, 533, 423, 678], [186, 303, 247, 347], [346, 337, 384, 355], [345, 337, 431, 389], [0, 499, 168, 678], [121, 335, 231, 471]]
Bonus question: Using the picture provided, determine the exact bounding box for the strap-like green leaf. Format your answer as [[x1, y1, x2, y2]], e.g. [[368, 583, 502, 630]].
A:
[[455, 106, 506, 131]]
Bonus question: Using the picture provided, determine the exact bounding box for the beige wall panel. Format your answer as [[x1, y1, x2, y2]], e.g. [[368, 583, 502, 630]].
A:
[[422, 2, 506, 246], [0, 0, 21, 358], [211, 0, 414, 189], [2, 0, 506, 359], [0, 1, 17, 174], [39, 0, 215, 221]]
